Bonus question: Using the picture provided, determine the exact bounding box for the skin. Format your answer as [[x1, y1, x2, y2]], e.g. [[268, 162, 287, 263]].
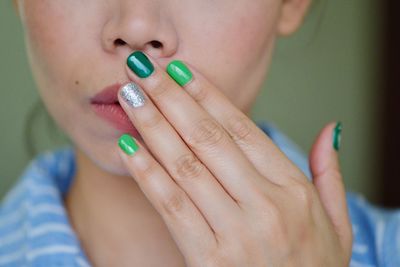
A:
[[14, 0, 352, 266]]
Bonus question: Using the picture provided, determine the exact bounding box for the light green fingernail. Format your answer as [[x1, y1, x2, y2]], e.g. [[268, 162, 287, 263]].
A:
[[333, 122, 343, 151], [118, 134, 139, 155], [167, 60, 193, 87]]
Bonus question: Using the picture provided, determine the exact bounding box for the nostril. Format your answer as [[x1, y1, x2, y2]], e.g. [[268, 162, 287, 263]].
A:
[[150, 40, 163, 49], [113, 39, 162, 49], [114, 38, 127, 46]]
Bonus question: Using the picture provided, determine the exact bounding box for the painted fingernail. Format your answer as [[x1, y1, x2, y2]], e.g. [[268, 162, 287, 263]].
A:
[[333, 122, 343, 151], [167, 60, 193, 87], [118, 134, 139, 155], [120, 82, 146, 108], [127, 51, 154, 78]]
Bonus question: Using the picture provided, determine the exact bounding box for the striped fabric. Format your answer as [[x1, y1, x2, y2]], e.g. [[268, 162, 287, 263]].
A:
[[0, 147, 90, 267], [0, 122, 399, 266]]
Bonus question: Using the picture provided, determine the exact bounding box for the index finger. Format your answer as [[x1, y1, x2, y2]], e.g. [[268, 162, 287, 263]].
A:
[[124, 51, 277, 204]]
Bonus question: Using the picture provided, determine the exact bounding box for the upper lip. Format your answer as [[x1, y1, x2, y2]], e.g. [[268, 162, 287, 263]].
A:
[[90, 83, 122, 104]]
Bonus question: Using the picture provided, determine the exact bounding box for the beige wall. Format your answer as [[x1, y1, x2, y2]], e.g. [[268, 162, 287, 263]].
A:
[[0, 0, 382, 202]]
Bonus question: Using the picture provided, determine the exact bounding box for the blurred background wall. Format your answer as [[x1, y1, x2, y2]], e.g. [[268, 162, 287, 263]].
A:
[[0, 0, 383, 203]]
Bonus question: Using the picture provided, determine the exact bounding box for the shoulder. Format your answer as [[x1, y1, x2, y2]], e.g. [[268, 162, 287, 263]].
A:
[[1, 146, 75, 213], [346, 192, 400, 266], [0, 146, 90, 267]]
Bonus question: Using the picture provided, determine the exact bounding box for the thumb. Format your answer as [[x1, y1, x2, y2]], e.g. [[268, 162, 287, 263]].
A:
[[309, 122, 352, 254]]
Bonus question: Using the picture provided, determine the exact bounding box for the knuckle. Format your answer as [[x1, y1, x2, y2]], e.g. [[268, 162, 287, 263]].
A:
[[136, 157, 157, 180], [328, 167, 344, 182], [173, 154, 204, 182], [161, 191, 187, 216], [129, 151, 157, 183], [148, 75, 170, 99], [189, 83, 208, 102], [289, 180, 316, 209], [255, 194, 287, 235], [264, 201, 284, 229], [226, 116, 252, 142], [250, 193, 294, 259], [244, 181, 268, 207], [141, 108, 164, 129], [188, 119, 225, 149]]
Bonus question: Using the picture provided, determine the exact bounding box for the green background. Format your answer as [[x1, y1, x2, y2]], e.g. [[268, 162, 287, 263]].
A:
[[0, 0, 382, 203]]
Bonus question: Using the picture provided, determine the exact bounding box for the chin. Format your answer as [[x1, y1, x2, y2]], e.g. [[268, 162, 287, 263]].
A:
[[76, 139, 132, 177]]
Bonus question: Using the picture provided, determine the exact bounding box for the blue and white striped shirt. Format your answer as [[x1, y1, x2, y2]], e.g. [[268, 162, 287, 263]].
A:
[[1, 123, 399, 266]]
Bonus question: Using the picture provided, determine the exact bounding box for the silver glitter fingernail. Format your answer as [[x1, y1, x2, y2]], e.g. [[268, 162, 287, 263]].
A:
[[120, 82, 146, 108]]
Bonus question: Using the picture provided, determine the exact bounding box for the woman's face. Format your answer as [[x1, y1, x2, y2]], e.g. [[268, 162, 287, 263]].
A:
[[16, 0, 309, 175]]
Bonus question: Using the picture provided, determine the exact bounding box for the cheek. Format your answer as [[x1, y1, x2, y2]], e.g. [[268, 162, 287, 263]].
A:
[[24, 2, 75, 72], [22, 1, 98, 91], [186, 2, 280, 99], [219, 7, 278, 64], [22, 1, 106, 119], [21, 1, 100, 142]]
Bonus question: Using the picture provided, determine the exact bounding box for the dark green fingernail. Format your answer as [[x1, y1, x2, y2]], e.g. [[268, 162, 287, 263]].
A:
[[118, 134, 139, 155], [333, 122, 343, 151], [167, 60, 193, 87], [127, 51, 154, 78]]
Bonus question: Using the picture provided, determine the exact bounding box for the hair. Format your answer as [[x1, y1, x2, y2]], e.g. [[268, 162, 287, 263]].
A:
[[24, 0, 326, 158]]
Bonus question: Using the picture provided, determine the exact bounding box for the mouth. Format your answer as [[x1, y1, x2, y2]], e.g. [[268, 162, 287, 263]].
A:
[[90, 83, 121, 105], [90, 83, 140, 136]]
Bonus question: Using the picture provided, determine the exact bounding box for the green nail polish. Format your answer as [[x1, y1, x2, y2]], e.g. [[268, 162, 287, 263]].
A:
[[118, 134, 139, 155], [167, 60, 193, 87], [333, 122, 343, 151], [127, 51, 154, 78]]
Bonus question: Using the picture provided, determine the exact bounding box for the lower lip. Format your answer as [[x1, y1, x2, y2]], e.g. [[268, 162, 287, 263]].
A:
[[91, 103, 140, 136]]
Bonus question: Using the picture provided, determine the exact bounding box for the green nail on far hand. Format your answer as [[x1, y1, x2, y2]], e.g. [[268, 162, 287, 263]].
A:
[[333, 122, 343, 151], [167, 60, 193, 87], [118, 134, 139, 156]]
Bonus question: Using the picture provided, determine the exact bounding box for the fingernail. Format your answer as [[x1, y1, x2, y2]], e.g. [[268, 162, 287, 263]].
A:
[[127, 51, 154, 78], [118, 134, 139, 155], [167, 60, 193, 87], [333, 122, 343, 151], [120, 82, 146, 108]]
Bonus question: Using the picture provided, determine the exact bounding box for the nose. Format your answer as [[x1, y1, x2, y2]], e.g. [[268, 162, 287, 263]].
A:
[[101, 1, 178, 59]]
